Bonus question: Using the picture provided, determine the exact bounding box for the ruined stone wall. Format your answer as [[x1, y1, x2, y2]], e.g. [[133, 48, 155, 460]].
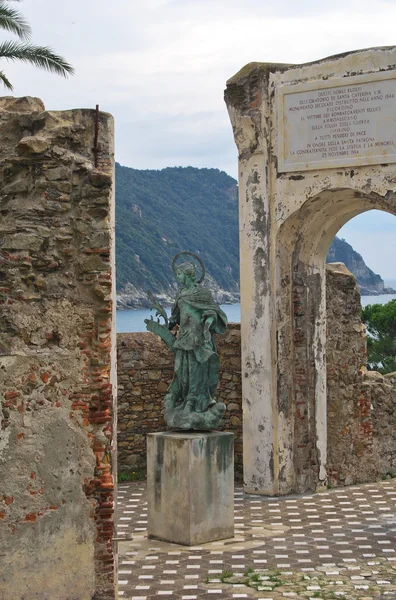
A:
[[0, 97, 116, 600], [118, 270, 396, 488], [326, 263, 377, 485], [326, 263, 396, 485], [117, 324, 242, 479], [370, 371, 396, 477]]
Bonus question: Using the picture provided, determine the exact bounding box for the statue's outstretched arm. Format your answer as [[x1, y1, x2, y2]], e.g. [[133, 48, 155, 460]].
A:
[[144, 318, 176, 351]]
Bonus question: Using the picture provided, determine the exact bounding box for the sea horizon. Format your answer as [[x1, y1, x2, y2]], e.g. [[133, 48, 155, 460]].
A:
[[116, 285, 396, 333]]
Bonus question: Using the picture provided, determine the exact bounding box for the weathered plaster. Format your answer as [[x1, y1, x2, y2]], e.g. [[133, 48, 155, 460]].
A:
[[225, 47, 396, 494]]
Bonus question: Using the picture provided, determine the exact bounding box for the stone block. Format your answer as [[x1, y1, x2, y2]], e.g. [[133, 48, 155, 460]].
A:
[[147, 431, 234, 545], [17, 135, 49, 154]]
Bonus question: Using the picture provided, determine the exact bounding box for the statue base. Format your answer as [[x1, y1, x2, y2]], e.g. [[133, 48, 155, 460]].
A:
[[164, 401, 226, 430], [147, 431, 234, 545]]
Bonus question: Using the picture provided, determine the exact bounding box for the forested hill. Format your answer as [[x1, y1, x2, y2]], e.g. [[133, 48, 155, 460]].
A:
[[115, 163, 391, 306], [115, 163, 239, 305]]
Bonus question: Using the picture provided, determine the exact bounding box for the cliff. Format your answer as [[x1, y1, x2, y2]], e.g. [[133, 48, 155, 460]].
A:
[[326, 237, 395, 296]]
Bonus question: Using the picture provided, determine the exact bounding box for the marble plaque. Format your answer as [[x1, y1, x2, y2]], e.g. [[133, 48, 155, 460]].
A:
[[277, 72, 396, 172]]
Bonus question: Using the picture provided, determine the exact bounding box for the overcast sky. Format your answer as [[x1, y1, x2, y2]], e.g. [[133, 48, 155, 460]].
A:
[[3, 0, 396, 278]]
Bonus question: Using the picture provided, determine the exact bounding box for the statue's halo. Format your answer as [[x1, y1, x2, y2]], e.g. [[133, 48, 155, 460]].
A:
[[172, 252, 206, 284]]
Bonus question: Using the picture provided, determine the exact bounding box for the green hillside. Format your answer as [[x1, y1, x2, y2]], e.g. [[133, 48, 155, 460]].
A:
[[115, 163, 239, 294]]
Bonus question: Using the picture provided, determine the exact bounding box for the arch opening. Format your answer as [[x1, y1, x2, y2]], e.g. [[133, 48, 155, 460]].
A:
[[275, 187, 396, 493]]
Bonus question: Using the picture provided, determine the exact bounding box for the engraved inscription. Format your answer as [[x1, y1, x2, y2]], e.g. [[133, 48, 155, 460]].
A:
[[279, 76, 396, 172]]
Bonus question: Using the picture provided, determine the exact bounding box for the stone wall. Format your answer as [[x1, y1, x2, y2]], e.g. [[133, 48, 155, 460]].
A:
[[0, 97, 116, 600], [326, 263, 377, 485], [117, 269, 396, 489], [370, 371, 396, 477], [326, 263, 396, 486], [117, 324, 242, 479]]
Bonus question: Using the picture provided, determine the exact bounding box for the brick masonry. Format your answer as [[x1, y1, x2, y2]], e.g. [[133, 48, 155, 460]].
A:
[[117, 267, 396, 489], [0, 97, 116, 600]]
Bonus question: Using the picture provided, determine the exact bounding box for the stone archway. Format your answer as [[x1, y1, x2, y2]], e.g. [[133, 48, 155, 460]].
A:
[[277, 190, 396, 494], [225, 46, 396, 495]]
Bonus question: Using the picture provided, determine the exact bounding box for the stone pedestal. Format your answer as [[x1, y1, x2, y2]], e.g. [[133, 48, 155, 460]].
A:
[[147, 431, 234, 545]]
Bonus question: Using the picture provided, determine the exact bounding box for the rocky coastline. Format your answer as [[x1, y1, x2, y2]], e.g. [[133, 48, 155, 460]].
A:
[[116, 283, 395, 310], [117, 283, 240, 310], [360, 285, 396, 296]]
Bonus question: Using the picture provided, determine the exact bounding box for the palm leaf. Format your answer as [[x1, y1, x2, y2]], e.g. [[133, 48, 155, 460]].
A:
[[0, 2, 31, 40], [0, 68, 12, 90], [147, 290, 169, 326], [0, 41, 74, 76]]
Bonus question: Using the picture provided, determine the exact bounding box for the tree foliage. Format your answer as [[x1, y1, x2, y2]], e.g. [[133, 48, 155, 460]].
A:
[[0, 0, 73, 90], [361, 299, 396, 374]]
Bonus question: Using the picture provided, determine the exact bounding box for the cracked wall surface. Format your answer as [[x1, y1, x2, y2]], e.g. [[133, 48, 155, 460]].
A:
[[0, 97, 117, 600]]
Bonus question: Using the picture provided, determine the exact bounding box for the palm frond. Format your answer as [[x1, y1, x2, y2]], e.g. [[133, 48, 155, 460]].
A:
[[0, 68, 13, 89], [0, 2, 31, 40], [0, 41, 74, 77]]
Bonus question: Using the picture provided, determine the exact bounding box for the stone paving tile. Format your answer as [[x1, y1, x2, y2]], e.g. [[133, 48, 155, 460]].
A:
[[116, 480, 396, 599]]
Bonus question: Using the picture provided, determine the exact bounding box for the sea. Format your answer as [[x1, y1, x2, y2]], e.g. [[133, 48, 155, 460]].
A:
[[117, 279, 396, 333], [116, 303, 241, 333]]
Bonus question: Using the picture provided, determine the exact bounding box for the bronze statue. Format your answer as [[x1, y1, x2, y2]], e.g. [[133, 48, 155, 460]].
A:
[[145, 252, 227, 430]]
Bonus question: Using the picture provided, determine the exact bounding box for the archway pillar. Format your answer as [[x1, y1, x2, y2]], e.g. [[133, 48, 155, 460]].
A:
[[238, 152, 279, 495], [226, 65, 285, 494], [225, 48, 396, 494]]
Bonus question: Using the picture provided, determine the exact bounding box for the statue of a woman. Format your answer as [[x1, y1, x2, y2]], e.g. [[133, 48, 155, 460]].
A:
[[145, 253, 228, 430]]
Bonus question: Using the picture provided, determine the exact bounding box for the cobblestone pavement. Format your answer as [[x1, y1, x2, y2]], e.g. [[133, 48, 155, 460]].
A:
[[116, 479, 396, 599]]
